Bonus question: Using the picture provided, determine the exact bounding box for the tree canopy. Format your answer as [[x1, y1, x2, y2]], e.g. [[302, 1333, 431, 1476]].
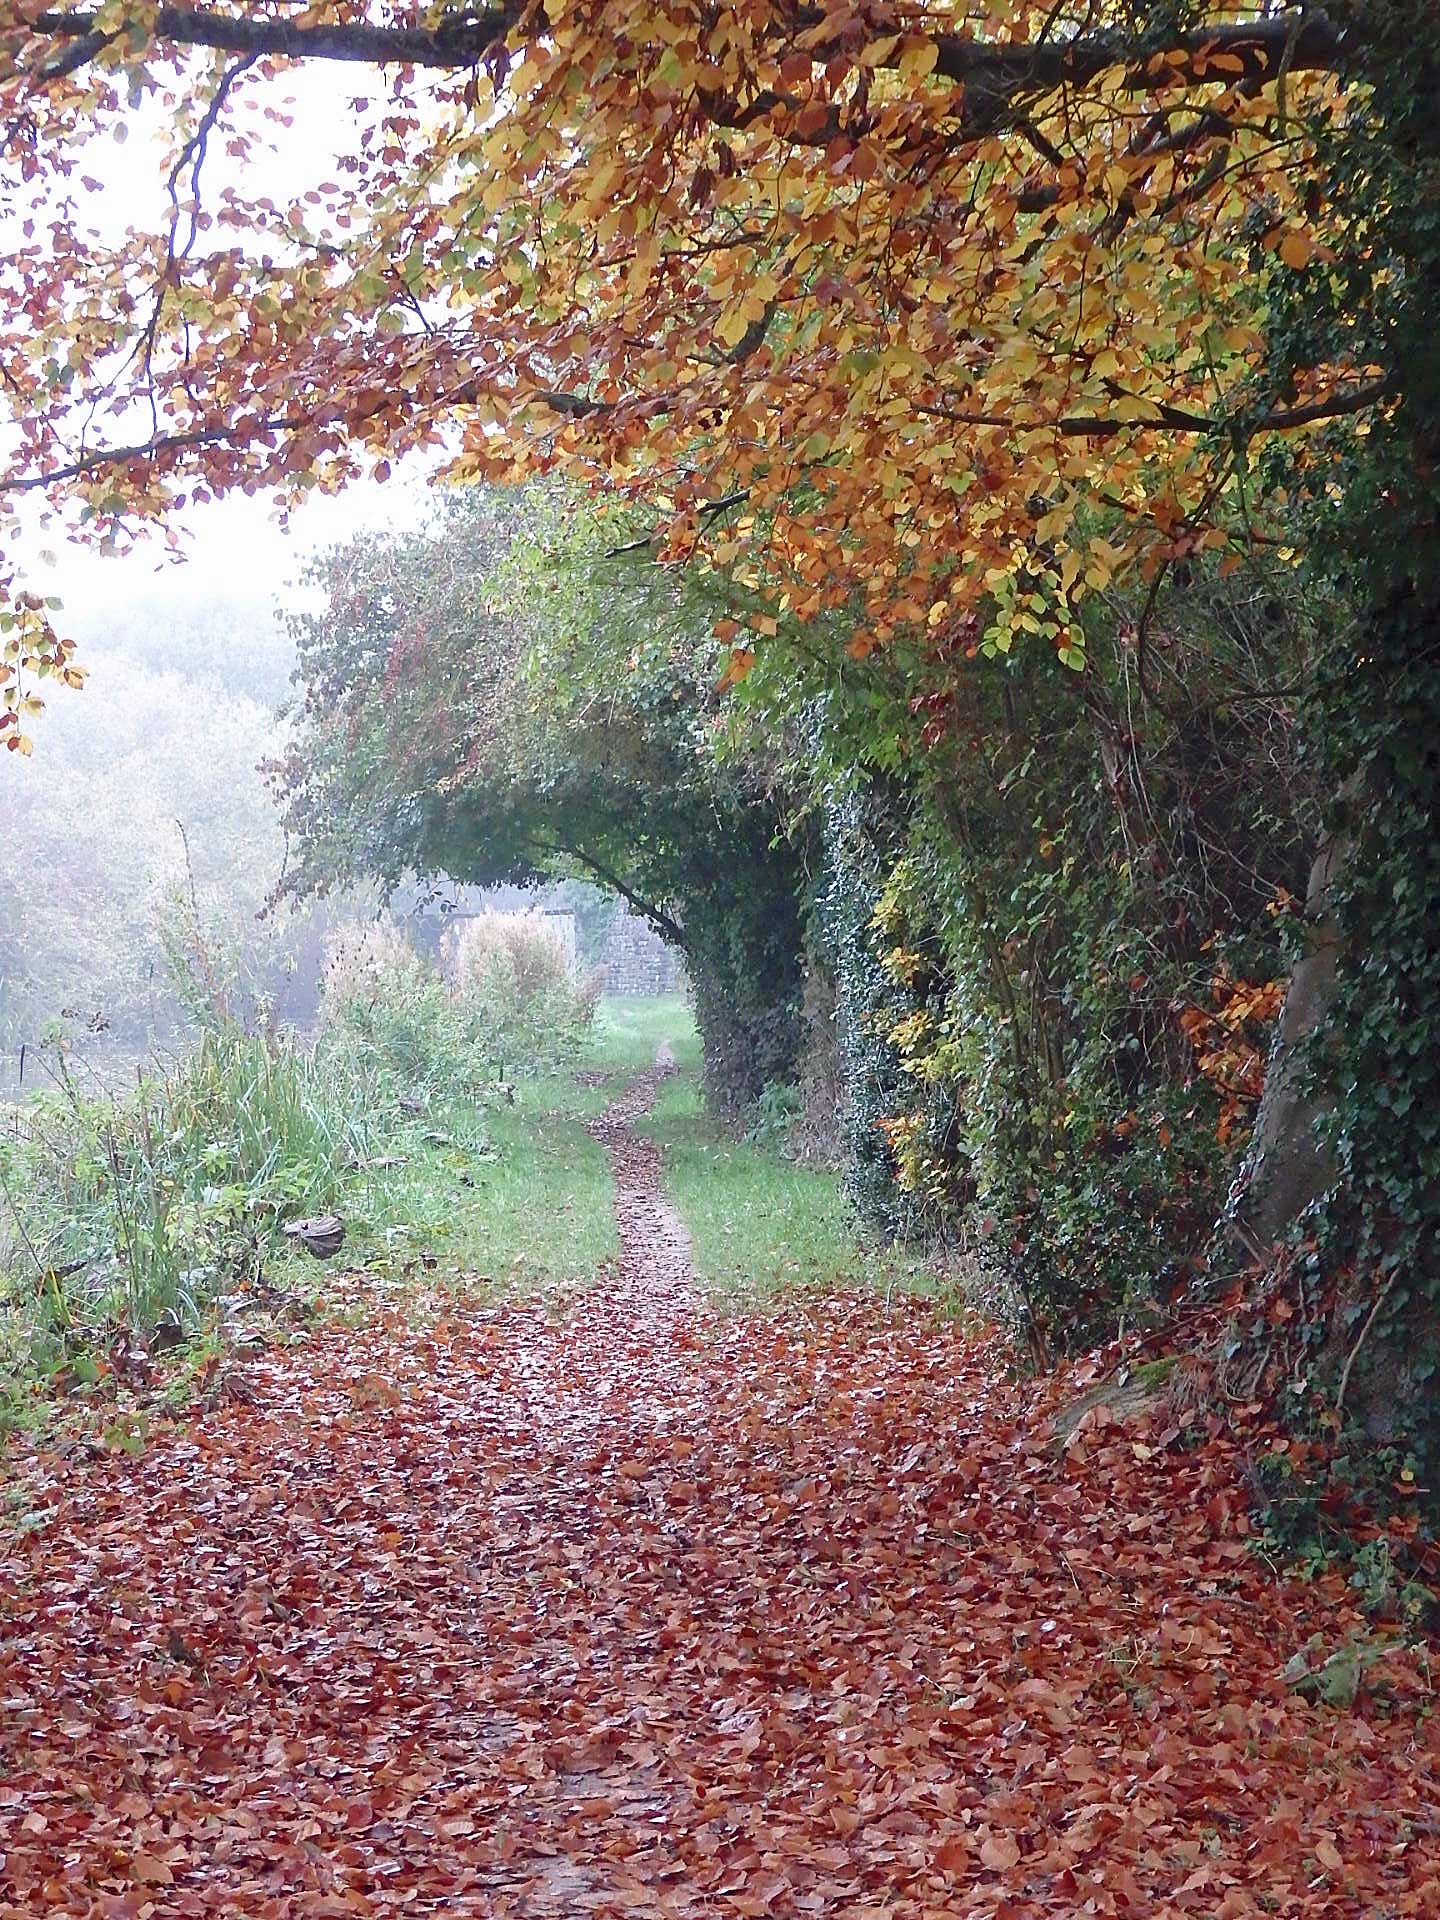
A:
[[275, 491, 819, 1108], [0, 3, 1391, 744]]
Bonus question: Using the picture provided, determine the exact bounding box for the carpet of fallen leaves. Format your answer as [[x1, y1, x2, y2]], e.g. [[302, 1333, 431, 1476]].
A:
[[3, 1080, 1439, 1917]]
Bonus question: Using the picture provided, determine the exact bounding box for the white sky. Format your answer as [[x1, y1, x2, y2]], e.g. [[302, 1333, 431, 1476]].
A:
[[37, 473, 432, 627]]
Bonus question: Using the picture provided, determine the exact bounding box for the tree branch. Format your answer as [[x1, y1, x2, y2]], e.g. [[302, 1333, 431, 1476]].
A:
[[0, 412, 308, 493], [562, 846, 688, 950], [3, 374, 1390, 504], [27, 7, 1356, 120], [606, 490, 748, 558], [930, 11, 1352, 122], [31, 5, 525, 72], [915, 379, 1391, 441]]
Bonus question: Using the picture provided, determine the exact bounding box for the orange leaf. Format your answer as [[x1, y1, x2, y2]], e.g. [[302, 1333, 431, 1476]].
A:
[[131, 1855, 175, 1886]]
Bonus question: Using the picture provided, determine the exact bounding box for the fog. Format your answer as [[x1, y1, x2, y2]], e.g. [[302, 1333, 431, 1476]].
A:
[[0, 485, 429, 1075]]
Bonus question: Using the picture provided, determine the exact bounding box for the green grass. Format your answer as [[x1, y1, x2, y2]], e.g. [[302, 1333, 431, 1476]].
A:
[[286, 996, 698, 1297], [588, 994, 699, 1074], [0, 1027, 377, 1353], [317, 1076, 619, 1294], [1, 988, 941, 1449], [636, 1067, 932, 1306]]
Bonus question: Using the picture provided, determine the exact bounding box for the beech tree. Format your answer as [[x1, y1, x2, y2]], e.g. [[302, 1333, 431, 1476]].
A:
[[0, 2, 1380, 713], [2, 5, 1436, 1452]]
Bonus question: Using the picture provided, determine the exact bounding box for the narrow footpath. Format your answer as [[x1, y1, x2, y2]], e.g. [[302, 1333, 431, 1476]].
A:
[[1, 1064, 1437, 1917], [585, 1044, 695, 1319]]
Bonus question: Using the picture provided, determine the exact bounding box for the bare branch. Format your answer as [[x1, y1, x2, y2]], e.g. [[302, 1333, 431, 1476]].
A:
[[915, 379, 1391, 441], [606, 490, 748, 557], [31, 5, 525, 73]]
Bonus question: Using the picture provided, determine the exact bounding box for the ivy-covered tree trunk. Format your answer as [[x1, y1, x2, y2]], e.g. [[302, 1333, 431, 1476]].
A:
[[1305, 612, 1440, 1445], [1233, 5, 1440, 1460], [685, 852, 814, 1123], [819, 787, 915, 1237]]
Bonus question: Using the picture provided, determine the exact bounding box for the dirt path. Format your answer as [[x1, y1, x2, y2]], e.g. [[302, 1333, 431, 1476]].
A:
[[2, 1066, 1438, 1916], [585, 1045, 693, 1319]]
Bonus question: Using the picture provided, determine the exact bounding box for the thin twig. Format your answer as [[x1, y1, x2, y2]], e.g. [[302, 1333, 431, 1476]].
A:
[[1336, 1269, 1400, 1414]]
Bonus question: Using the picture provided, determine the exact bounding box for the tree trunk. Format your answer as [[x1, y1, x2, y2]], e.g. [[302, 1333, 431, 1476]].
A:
[[1218, 625, 1440, 1451], [1222, 816, 1347, 1261]]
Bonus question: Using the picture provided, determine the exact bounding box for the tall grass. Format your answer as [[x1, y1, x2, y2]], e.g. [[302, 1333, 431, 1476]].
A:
[[0, 1026, 377, 1367], [320, 922, 484, 1099], [445, 911, 600, 1068]]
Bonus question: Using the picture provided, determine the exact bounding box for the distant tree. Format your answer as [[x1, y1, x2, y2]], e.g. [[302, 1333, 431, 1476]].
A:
[[91, 591, 295, 706], [274, 492, 816, 1110], [0, 599, 347, 1051]]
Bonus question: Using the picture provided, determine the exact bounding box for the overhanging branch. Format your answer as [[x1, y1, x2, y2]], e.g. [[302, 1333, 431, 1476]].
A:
[[2, 377, 1390, 503], [26, 7, 1356, 124], [560, 846, 688, 950], [930, 12, 1352, 124], [916, 378, 1391, 441], [31, 4, 525, 71]]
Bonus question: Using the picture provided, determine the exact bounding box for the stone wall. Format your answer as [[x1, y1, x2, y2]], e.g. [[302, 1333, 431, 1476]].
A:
[[600, 908, 686, 996]]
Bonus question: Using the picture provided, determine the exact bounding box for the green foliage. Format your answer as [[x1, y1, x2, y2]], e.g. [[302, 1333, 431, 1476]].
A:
[[794, 559, 1316, 1349], [1301, 627, 1440, 1463], [275, 491, 815, 1119], [446, 911, 599, 1069], [0, 1026, 376, 1366], [320, 923, 484, 1099], [818, 787, 923, 1240], [743, 1080, 802, 1154], [319, 918, 596, 1098], [1254, 1445, 1435, 1631], [1237, 13, 1440, 1485]]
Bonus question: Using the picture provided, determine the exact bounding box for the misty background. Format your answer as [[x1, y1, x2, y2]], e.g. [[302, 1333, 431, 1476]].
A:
[[1, 487, 428, 1070]]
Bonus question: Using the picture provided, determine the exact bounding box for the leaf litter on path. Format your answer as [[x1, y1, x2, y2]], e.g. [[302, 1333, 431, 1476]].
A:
[[2, 1069, 1438, 1916]]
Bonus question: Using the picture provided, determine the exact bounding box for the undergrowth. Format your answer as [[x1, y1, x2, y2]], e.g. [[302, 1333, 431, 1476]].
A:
[[0, 978, 681, 1437], [0, 985, 943, 1445], [0, 1028, 376, 1372], [637, 1058, 935, 1307], [321, 917, 598, 1100]]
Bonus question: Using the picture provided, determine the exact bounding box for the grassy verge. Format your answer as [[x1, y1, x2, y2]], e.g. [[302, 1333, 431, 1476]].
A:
[[1, 985, 943, 1445], [284, 996, 697, 1296], [376, 993, 697, 1289], [315, 1074, 619, 1296], [637, 1064, 933, 1307], [588, 994, 700, 1075], [0, 1000, 682, 1438]]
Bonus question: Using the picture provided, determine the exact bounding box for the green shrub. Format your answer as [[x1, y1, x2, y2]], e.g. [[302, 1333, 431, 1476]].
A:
[[0, 1026, 376, 1363], [320, 922, 486, 1100], [321, 917, 598, 1097], [820, 788, 930, 1241], [445, 911, 599, 1070]]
